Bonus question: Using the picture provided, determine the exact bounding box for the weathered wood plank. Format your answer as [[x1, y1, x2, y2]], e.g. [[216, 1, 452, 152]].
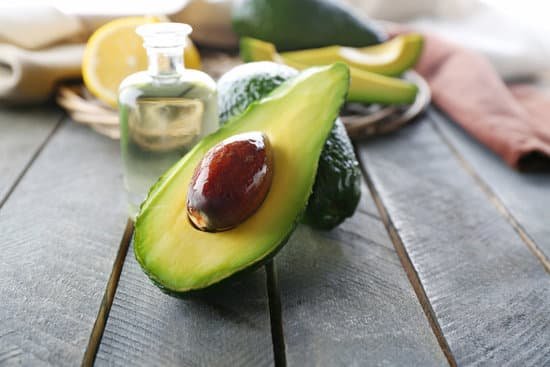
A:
[[95, 243, 274, 367], [83, 220, 134, 366], [429, 108, 550, 268], [0, 119, 127, 366], [276, 184, 449, 366], [358, 117, 550, 366], [0, 106, 62, 204]]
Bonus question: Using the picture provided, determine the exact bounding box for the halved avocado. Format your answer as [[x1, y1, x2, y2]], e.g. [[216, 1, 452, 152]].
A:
[[281, 34, 424, 76], [135, 63, 350, 294], [240, 37, 418, 105]]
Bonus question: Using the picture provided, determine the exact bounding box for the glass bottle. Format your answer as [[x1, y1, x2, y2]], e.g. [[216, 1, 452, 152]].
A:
[[118, 23, 218, 218]]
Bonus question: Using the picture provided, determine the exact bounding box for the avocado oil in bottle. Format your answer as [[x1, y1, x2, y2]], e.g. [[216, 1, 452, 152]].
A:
[[118, 23, 218, 218]]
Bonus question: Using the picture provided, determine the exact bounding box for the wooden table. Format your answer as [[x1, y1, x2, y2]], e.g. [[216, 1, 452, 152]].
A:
[[1, 103, 549, 366]]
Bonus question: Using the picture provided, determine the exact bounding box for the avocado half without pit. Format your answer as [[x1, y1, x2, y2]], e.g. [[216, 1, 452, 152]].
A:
[[187, 132, 273, 232], [133, 63, 350, 295]]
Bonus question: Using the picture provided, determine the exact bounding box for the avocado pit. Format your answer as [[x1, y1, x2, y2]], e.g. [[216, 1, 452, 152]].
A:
[[187, 131, 273, 232]]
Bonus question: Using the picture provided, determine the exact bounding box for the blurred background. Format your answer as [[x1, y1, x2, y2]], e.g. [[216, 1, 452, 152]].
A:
[[2, 0, 549, 170], [5, 0, 550, 81]]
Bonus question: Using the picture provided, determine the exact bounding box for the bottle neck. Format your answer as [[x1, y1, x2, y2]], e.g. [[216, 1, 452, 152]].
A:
[[146, 46, 185, 77]]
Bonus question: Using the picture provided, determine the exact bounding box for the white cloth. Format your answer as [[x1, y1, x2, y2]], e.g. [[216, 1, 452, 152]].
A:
[[0, 44, 84, 103], [0, 4, 86, 103], [0, 4, 84, 49]]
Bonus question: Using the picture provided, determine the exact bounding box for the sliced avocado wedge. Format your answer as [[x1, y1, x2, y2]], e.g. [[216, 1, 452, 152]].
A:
[[240, 37, 278, 64], [135, 64, 350, 295], [281, 33, 424, 76], [240, 37, 418, 105], [344, 67, 418, 104]]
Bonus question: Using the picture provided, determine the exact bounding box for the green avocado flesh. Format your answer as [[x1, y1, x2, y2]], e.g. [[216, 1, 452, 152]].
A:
[[135, 64, 350, 293], [218, 61, 361, 230], [240, 37, 418, 105], [281, 33, 424, 77]]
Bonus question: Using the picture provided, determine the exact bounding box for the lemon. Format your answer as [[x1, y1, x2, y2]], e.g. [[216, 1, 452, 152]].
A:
[[82, 17, 202, 108]]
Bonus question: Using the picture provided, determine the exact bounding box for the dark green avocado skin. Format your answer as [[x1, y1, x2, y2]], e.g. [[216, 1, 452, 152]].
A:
[[231, 0, 387, 51], [218, 62, 361, 230], [302, 119, 362, 229], [218, 62, 297, 124]]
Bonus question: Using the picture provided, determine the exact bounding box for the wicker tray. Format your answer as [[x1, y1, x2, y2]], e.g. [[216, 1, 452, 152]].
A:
[[341, 71, 430, 139], [56, 51, 430, 140]]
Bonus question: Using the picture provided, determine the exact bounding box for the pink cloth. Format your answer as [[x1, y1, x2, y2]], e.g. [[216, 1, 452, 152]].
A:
[[415, 34, 550, 171]]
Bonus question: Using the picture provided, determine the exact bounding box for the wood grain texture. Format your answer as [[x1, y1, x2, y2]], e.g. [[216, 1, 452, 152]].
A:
[[0, 119, 127, 366], [95, 242, 274, 367], [359, 117, 550, 366], [0, 106, 62, 204], [83, 220, 134, 366], [429, 108, 550, 268], [276, 184, 449, 366]]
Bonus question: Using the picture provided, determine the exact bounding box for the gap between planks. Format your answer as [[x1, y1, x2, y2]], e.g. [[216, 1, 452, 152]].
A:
[[358, 149, 457, 367], [82, 219, 134, 367], [0, 114, 64, 210], [265, 261, 287, 367], [427, 111, 550, 274]]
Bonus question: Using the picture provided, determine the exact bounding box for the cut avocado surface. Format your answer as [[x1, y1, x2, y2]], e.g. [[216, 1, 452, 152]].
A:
[[135, 64, 350, 294], [344, 66, 418, 104], [240, 37, 418, 105], [281, 33, 424, 76]]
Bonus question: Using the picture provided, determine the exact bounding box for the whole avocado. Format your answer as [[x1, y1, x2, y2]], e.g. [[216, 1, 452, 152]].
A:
[[231, 0, 387, 51], [218, 62, 361, 229]]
